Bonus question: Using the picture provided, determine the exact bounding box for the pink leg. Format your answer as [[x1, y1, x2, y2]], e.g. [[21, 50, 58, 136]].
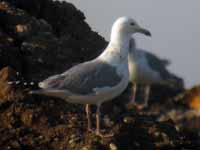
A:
[[144, 85, 151, 108], [95, 104, 114, 138], [86, 104, 93, 131]]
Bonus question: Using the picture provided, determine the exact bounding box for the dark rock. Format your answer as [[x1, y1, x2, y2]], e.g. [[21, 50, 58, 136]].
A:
[[0, 1, 107, 82]]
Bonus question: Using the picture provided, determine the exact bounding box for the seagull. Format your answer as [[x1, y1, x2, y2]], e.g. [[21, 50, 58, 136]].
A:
[[127, 38, 184, 109], [30, 17, 151, 137]]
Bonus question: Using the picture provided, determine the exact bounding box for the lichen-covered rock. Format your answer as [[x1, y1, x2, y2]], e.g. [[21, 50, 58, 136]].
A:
[[158, 85, 200, 132], [176, 84, 200, 109]]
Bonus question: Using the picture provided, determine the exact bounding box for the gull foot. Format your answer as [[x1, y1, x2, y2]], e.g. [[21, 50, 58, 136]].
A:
[[126, 102, 148, 110], [126, 102, 136, 110], [87, 128, 95, 133], [135, 103, 148, 110], [95, 130, 114, 138]]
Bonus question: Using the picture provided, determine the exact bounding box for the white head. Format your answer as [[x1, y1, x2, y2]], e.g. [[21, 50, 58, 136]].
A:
[[99, 17, 151, 65], [110, 17, 151, 47]]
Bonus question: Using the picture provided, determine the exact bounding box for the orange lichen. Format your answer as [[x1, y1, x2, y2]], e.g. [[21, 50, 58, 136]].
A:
[[188, 95, 200, 109], [183, 85, 200, 109]]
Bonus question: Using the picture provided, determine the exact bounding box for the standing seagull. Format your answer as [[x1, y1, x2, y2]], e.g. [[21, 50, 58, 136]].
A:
[[30, 17, 151, 137], [127, 38, 184, 109]]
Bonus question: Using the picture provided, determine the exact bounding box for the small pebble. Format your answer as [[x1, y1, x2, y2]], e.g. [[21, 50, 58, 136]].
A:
[[15, 81, 20, 84], [38, 135, 43, 139], [109, 143, 117, 150], [68, 139, 74, 145], [70, 134, 76, 139], [7, 81, 13, 85], [81, 146, 89, 150], [30, 82, 34, 85], [123, 116, 135, 124]]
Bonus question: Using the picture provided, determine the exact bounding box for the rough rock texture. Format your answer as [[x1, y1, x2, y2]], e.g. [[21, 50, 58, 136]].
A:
[[159, 85, 200, 131], [0, 0, 107, 81], [0, 0, 199, 150], [176, 85, 200, 109]]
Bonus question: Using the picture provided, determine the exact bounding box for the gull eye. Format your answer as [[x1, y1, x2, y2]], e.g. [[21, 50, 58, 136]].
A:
[[130, 22, 135, 26]]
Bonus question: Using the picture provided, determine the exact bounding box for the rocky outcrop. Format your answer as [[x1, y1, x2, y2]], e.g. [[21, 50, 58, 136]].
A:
[[0, 0, 107, 81]]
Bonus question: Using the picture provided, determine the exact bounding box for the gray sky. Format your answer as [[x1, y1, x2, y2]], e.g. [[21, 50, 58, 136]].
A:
[[66, 0, 200, 88]]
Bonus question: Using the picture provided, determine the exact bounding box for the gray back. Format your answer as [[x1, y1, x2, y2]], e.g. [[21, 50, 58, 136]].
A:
[[42, 60, 122, 95]]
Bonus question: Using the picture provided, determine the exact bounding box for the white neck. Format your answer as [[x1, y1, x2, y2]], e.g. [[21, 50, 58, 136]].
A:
[[110, 27, 131, 48], [98, 29, 131, 65]]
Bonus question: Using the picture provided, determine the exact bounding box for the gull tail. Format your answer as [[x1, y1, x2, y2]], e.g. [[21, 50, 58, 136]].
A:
[[164, 73, 185, 90]]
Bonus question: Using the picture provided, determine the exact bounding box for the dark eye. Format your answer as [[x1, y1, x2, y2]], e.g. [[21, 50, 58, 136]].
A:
[[130, 22, 135, 26]]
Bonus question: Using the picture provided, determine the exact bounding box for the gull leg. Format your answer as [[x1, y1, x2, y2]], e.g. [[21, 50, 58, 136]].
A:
[[130, 83, 137, 104], [96, 104, 101, 135], [95, 104, 113, 138], [86, 104, 93, 132], [144, 85, 151, 108], [137, 85, 151, 110], [126, 83, 137, 109]]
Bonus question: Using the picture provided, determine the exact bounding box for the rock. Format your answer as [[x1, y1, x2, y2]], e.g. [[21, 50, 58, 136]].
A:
[[123, 116, 135, 124], [0, 0, 107, 82], [176, 84, 200, 109], [0, 66, 16, 81], [10, 140, 21, 149], [0, 67, 17, 101], [109, 143, 117, 150]]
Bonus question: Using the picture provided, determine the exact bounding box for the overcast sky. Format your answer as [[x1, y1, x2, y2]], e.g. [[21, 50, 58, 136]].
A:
[[66, 0, 200, 88]]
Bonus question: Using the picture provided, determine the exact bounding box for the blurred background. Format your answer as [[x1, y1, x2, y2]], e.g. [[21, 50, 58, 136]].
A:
[[65, 0, 200, 88]]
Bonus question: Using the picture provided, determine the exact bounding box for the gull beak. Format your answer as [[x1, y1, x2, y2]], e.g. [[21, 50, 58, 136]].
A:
[[136, 27, 151, 37]]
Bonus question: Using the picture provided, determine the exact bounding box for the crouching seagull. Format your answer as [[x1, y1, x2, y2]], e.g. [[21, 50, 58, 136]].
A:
[[127, 38, 184, 110], [30, 17, 151, 137]]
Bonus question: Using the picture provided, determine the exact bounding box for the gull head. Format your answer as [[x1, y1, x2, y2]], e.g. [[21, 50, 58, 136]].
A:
[[111, 17, 151, 37]]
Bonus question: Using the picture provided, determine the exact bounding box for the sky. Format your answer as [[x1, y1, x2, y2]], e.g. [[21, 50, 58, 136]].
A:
[[65, 0, 200, 88]]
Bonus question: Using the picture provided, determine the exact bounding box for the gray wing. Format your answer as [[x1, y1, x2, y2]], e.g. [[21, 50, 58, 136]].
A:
[[39, 60, 122, 95], [138, 49, 172, 80], [141, 49, 170, 67], [142, 50, 183, 86]]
